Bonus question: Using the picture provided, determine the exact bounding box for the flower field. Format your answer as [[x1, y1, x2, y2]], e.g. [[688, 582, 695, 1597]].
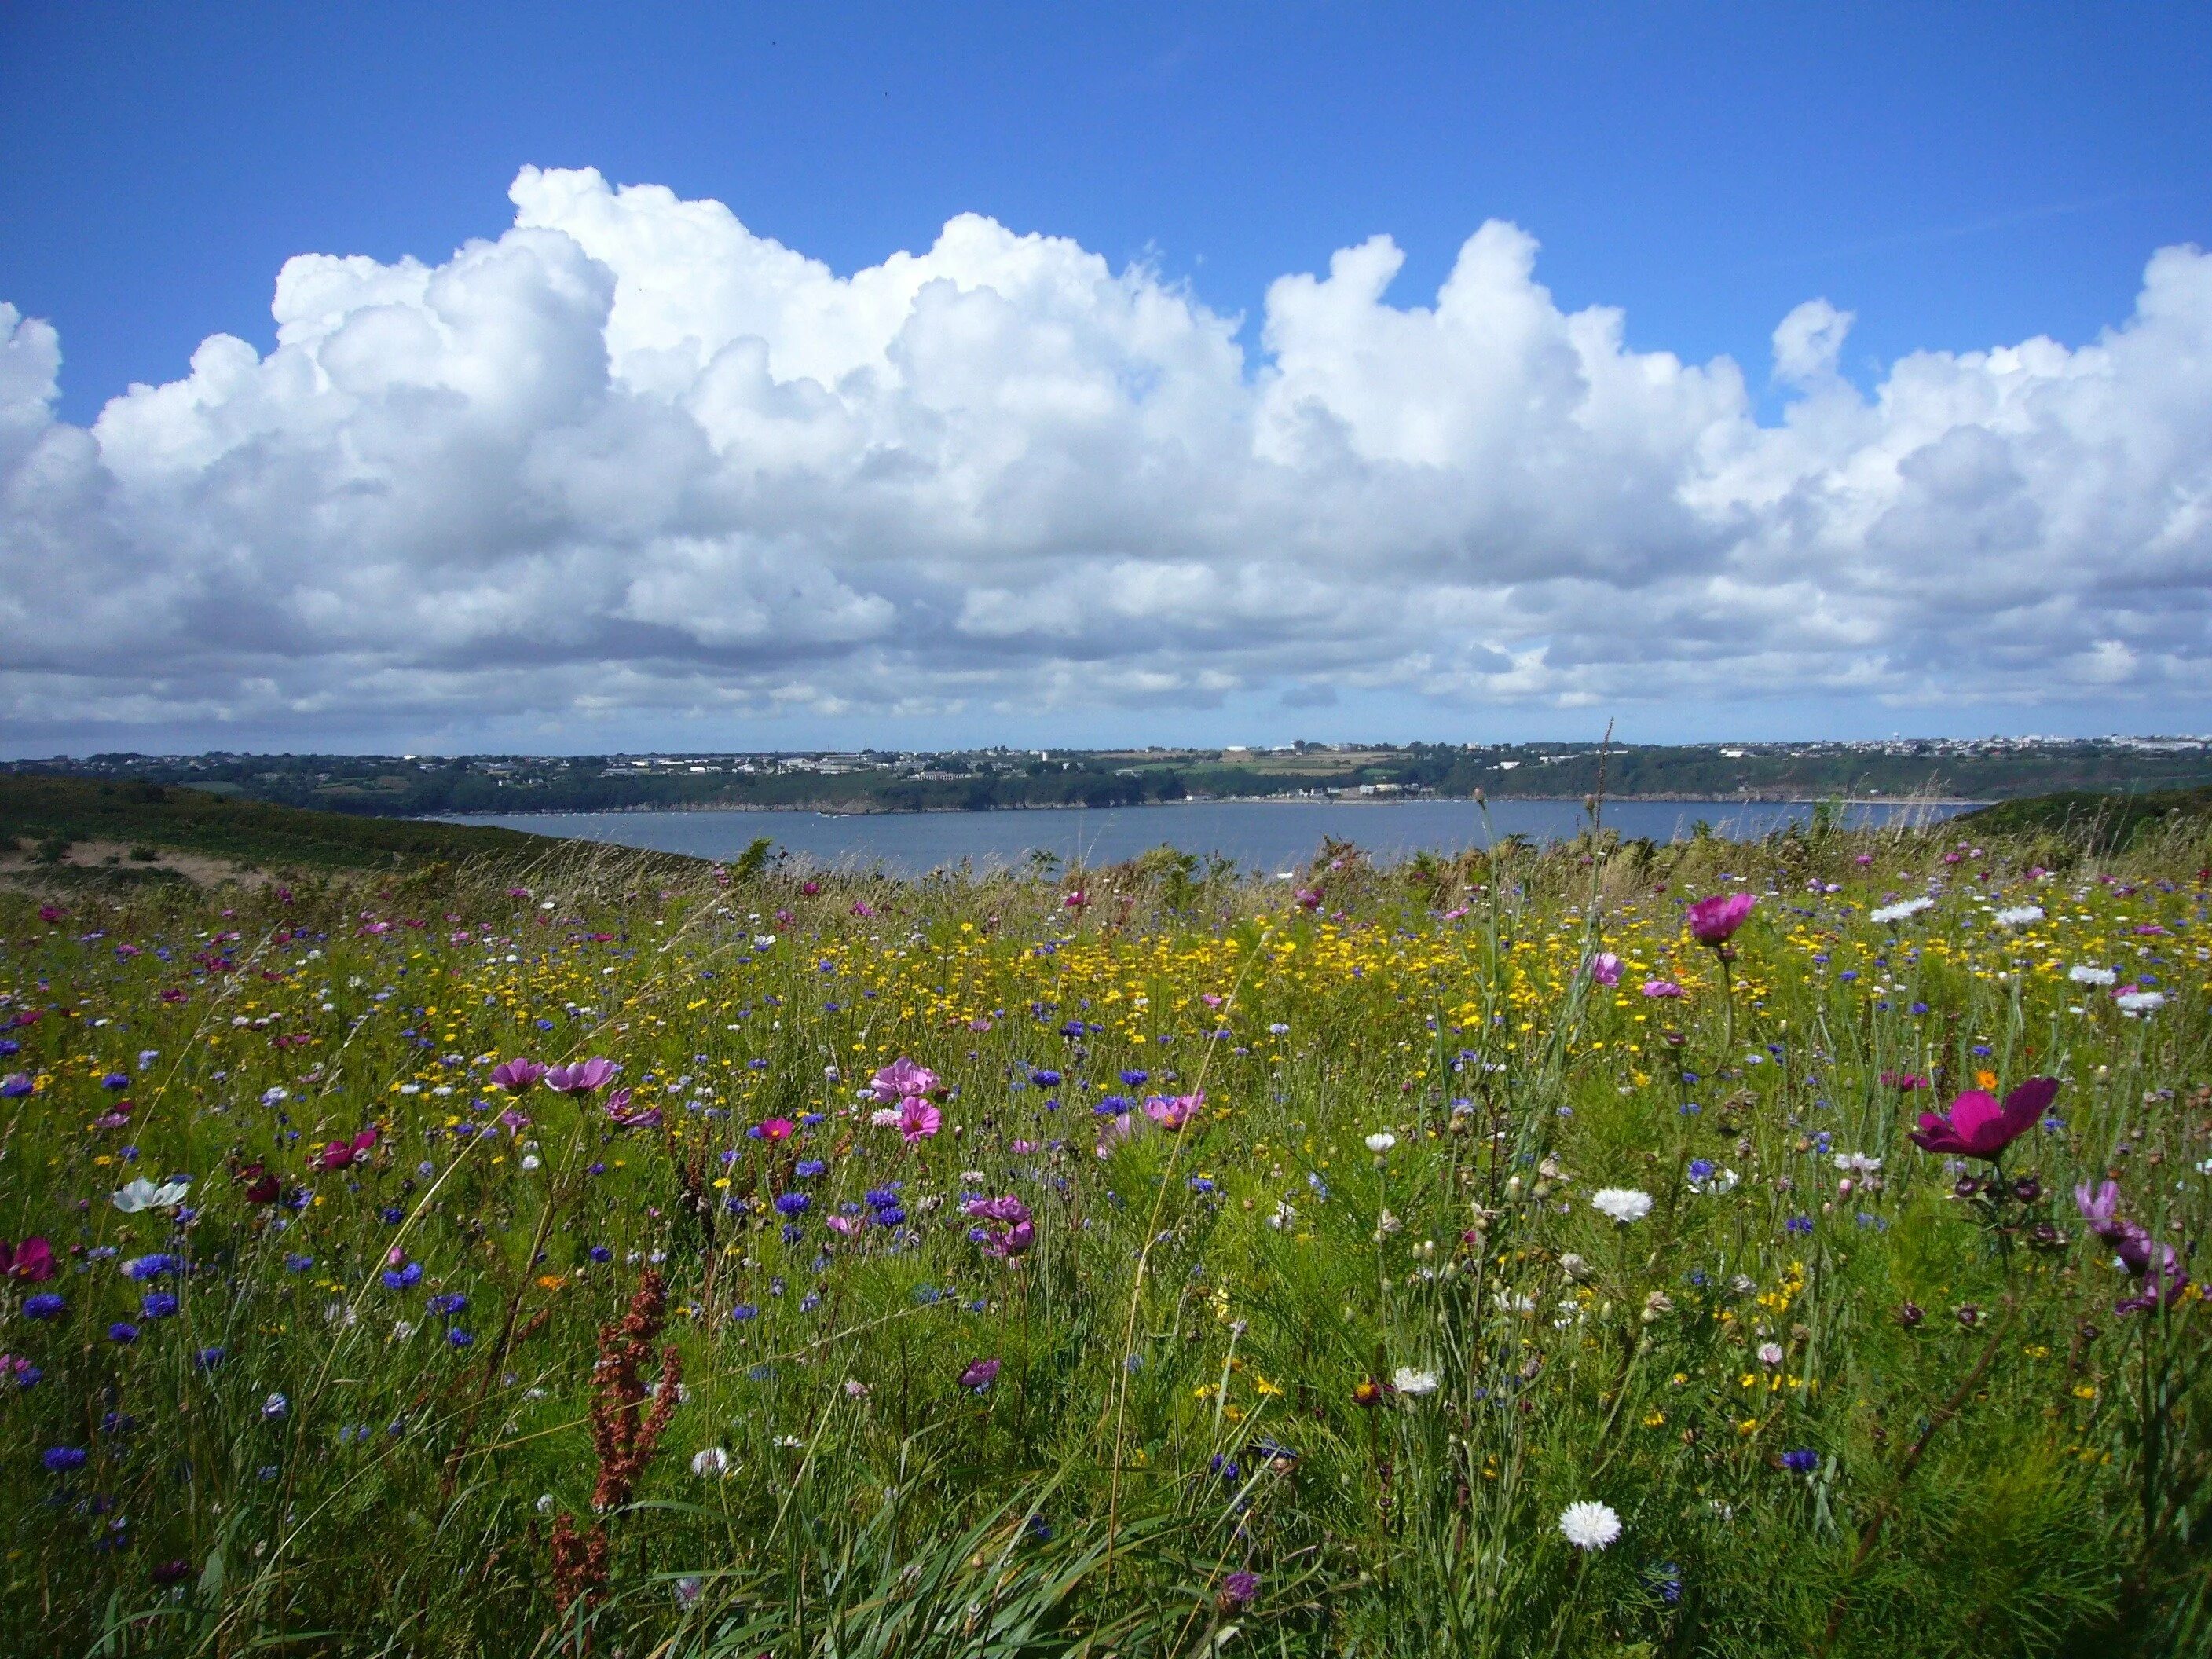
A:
[[2, 823, 2207, 1656]]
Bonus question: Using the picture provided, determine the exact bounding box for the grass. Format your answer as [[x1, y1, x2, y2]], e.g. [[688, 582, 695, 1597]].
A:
[[0, 774, 552, 877], [0, 815, 2207, 1656], [1958, 785, 2212, 855]]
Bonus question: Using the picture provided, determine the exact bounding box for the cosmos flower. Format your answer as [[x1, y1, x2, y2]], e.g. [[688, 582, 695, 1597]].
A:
[[545, 1057, 618, 1095], [489, 1058, 548, 1093], [1588, 952, 1622, 987], [112, 1177, 191, 1213], [604, 1090, 661, 1129], [1686, 892, 1756, 944], [1, 1236, 56, 1282], [1558, 1500, 1622, 1551], [870, 1057, 942, 1101], [1907, 1079, 2060, 1160], [1640, 980, 1684, 999], [1143, 1093, 1201, 1130]]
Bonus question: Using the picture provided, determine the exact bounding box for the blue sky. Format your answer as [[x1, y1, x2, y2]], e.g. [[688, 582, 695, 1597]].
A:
[[3, 3, 2210, 753]]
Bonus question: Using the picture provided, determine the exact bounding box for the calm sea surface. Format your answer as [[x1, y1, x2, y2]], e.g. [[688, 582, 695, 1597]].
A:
[[436, 797, 1971, 877]]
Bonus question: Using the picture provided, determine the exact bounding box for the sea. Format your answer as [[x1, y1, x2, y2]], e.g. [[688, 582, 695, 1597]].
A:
[[434, 797, 1972, 878]]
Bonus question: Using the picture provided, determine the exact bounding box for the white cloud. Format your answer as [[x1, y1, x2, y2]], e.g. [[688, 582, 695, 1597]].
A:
[[4, 167, 2212, 745]]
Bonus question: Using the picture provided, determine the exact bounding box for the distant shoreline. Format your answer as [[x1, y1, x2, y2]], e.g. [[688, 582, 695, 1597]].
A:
[[427, 793, 1990, 821]]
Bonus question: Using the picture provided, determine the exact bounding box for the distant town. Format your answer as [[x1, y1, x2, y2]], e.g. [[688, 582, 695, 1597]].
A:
[[7, 737, 2210, 818]]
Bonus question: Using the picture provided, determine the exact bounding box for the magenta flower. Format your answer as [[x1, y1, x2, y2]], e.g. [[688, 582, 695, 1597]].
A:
[[0, 1236, 56, 1282], [870, 1057, 941, 1103], [490, 1058, 548, 1093], [755, 1117, 797, 1142], [1588, 952, 1622, 987], [1640, 980, 1684, 1000], [895, 1098, 941, 1142], [958, 1357, 1002, 1391], [1294, 888, 1323, 911], [1686, 892, 1756, 945], [1063, 889, 1089, 910], [545, 1057, 618, 1096], [1143, 1092, 1202, 1130], [2077, 1181, 2192, 1309], [1096, 1113, 1138, 1159], [1908, 1078, 2060, 1160], [605, 1089, 661, 1130], [964, 1196, 1035, 1258]]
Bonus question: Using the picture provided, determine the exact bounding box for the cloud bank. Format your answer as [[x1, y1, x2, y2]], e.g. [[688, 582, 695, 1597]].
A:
[[5, 165, 2211, 745]]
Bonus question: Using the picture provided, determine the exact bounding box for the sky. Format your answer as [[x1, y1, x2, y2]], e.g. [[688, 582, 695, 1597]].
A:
[[3, 1, 2210, 756]]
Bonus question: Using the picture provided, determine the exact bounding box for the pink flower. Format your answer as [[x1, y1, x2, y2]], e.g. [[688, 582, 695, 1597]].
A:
[[605, 1090, 660, 1129], [1096, 1113, 1138, 1159], [1143, 1092, 1202, 1130], [1640, 980, 1684, 999], [545, 1057, 618, 1096], [1295, 888, 1323, 910], [1686, 892, 1756, 945], [755, 1117, 797, 1142], [1441, 906, 1469, 922], [964, 1196, 1035, 1258], [826, 1214, 867, 1236], [497, 1108, 531, 1137], [870, 1057, 942, 1102], [1854, 853, 1873, 866], [490, 1058, 548, 1093], [1908, 1078, 2060, 1160], [895, 1098, 941, 1142], [1201, 992, 1225, 1008], [801, 880, 822, 896], [1588, 952, 1622, 987], [1064, 889, 1089, 910], [851, 900, 876, 918]]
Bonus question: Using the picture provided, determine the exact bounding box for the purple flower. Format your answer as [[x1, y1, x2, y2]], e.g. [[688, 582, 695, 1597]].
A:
[[1221, 1570, 1259, 1606], [545, 1057, 618, 1096], [489, 1058, 548, 1093], [42, 1446, 86, 1473], [1781, 1448, 1818, 1472], [958, 1357, 1002, 1392], [108, 1321, 140, 1345], [1588, 952, 1623, 987]]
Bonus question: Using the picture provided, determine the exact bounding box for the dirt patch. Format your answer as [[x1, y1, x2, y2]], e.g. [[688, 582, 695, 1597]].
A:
[[0, 838, 263, 888]]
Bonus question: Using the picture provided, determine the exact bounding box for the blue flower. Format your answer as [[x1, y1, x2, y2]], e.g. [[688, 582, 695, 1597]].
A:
[[42, 1446, 86, 1473], [1785, 1215, 1814, 1236], [729, 1303, 758, 1323], [382, 1261, 424, 1290], [1782, 1448, 1818, 1473], [445, 1328, 474, 1349], [588, 1245, 612, 1263], [141, 1292, 179, 1320], [794, 1159, 826, 1179], [427, 1292, 467, 1316], [23, 1293, 64, 1320], [1688, 1159, 1716, 1182], [1031, 1070, 1061, 1087], [194, 1347, 225, 1370], [774, 1192, 810, 1216], [122, 1253, 182, 1280], [108, 1322, 140, 1344], [1095, 1094, 1132, 1116], [284, 1254, 314, 1273], [1120, 1069, 1149, 1086]]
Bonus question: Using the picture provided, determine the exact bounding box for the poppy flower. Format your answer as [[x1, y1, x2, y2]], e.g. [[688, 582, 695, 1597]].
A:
[[1686, 893, 1756, 944], [1908, 1079, 2060, 1160]]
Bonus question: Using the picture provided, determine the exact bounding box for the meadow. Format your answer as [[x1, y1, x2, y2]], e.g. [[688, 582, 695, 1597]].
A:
[[1, 817, 2207, 1657]]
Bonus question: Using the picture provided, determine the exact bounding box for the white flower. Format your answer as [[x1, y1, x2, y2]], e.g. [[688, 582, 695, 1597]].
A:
[[1994, 906, 2045, 927], [1364, 1131, 1397, 1155], [753, 934, 777, 949], [2117, 990, 2167, 1016], [2069, 964, 2117, 986], [112, 1177, 191, 1213], [1833, 1152, 1881, 1174], [535, 1493, 556, 1513], [1687, 1166, 1738, 1194], [1558, 1500, 1622, 1551], [519, 1154, 541, 1171], [261, 1392, 290, 1420], [1870, 896, 1936, 925], [844, 1377, 872, 1398], [691, 1446, 731, 1478], [1591, 1188, 1653, 1224], [1757, 1342, 1785, 1367], [1392, 1366, 1439, 1397], [1266, 1200, 1297, 1229]]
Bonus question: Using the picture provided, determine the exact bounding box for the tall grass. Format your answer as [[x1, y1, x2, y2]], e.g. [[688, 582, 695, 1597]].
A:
[[2, 820, 2207, 1655]]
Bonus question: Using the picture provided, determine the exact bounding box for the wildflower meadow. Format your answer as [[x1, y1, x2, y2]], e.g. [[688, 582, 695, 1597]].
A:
[[2, 817, 2207, 1656]]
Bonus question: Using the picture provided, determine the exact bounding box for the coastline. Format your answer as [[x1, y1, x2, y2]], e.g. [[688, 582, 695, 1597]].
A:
[[423, 793, 1990, 821]]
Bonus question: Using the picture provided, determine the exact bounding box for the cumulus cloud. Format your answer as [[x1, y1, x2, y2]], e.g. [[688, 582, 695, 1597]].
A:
[[4, 165, 2211, 744]]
